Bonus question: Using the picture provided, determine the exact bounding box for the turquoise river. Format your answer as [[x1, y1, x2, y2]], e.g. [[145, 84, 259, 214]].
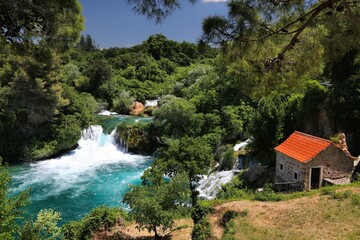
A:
[[9, 115, 153, 224]]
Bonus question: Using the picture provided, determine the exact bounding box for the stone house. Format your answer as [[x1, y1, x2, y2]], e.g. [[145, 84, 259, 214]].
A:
[[274, 131, 359, 191]]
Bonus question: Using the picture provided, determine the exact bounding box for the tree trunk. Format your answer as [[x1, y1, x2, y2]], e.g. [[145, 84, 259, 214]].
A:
[[189, 178, 198, 207], [154, 226, 160, 239]]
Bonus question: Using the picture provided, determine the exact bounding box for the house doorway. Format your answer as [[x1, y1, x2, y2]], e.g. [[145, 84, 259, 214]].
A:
[[310, 167, 321, 189]]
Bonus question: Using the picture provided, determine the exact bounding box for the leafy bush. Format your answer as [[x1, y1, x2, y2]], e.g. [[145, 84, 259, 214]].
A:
[[320, 187, 335, 195], [191, 202, 214, 224], [351, 194, 360, 206], [330, 190, 352, 200], [253, 183, 281, 202], [221, 210, 238, 227], [112, 91, 135, 114], [218, 147, 236, 171], [217, 177, 247, 200], [191, 218, 212, 240], [20, 209, 63, 240], [222, 221, 236, 240], [63, 206, 127, 240]]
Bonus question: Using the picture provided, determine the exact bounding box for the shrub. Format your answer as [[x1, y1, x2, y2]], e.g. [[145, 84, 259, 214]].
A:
[[320, 187, 335, 195], [222, 221, 236, 240], [351, 194, 360, 206], [217, 177, 247, 199], [63, 206, 127, 240], [143, 106, 155, 116], [221, 210, 238, 227], [330, 190, 352, 200], [191, 218, 212, 240], [219, 147, 236, 171], [253, 183, 281, 202], [191, 203, 214, 224]]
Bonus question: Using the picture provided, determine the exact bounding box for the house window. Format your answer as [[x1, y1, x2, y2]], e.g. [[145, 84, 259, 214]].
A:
[[280, 163, 283, 170], [293, 172, 298, 180]]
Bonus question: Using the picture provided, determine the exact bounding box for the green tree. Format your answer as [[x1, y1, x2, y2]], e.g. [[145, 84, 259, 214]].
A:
[[249, 92, 287, 165], [153, 97, 204, 138], [83, 58, 112, 95], [77, 34, 98, 51], [327, 51, 360, 155], [155, 137, 213, 205], [63, 206, 126, 240], [112, 91, 135, 114], [0, 161, 30, 239], [218, 147, 236, 171], [201, 1, 359, 61], [123, 173, 191, 239], [126, 0, 197, 23], [0, 0, 84, 50], [20, 209, 63, 240]]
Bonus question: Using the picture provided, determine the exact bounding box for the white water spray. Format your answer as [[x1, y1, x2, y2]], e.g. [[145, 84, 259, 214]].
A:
[[11, 125, 150, 200], [196, 171, 234, 199], [196, 139, 253, 199]]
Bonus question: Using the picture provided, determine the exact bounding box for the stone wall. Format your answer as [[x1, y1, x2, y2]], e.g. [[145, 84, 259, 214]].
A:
[[276, 144, 355, 190], [275, 152, 306, 183], [304, 145, 354, 187]]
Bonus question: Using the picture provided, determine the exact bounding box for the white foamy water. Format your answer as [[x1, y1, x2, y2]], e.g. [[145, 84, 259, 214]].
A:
[[196, 171, 234, 199], [233, 139, 251, 151], [11, 125, 150, 200]]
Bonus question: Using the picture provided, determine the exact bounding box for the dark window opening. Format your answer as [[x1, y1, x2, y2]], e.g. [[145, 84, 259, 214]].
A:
[[280, 163, 283, 170], [294, 172, 298, 180]]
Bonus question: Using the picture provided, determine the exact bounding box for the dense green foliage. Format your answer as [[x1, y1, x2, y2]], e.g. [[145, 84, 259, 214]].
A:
[[20, 209, 63, 240], [0, 162, 30, 239], [1, 0, 360, 238], [190, 202, 214, 240], [63, 206, 127, 240], [123, 173, 191, 238]]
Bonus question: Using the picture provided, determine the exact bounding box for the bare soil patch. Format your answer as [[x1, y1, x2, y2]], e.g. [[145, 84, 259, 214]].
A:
[[92, 218, 193, 240]]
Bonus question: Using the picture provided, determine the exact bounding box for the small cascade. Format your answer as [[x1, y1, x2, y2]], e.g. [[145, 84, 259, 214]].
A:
[[196, 171, 234, 199], [196, 156, 257, 199], [233, 139, 251, 151], [115, 131, 129, 153], [81, 125, 103, 140]]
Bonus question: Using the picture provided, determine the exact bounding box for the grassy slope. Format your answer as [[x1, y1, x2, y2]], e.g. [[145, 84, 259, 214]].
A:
[[210, 185, 360, 240], [94, 184, 360, 239]]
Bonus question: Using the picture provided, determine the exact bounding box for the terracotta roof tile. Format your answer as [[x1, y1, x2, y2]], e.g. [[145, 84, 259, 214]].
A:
[[274, 131, 332, 163]]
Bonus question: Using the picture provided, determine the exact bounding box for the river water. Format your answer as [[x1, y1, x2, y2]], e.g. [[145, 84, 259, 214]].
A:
[[9, 124, 152, 223]]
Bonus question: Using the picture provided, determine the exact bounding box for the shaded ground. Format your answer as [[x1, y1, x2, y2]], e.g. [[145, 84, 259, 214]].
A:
[[92, 218, 193, 240]]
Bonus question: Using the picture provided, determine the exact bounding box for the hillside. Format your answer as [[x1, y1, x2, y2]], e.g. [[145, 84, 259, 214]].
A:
[[95, 186, 360, 240]]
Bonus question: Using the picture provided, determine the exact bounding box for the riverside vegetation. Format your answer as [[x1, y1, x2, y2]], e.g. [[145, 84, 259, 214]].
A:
[[1, 0, 360, 239]]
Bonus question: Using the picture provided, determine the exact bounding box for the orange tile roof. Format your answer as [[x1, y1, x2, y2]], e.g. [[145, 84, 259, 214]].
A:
[[274, 131, 332, 163]]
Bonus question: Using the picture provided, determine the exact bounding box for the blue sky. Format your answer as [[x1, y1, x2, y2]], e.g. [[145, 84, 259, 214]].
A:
[[78, 0, 228, 49]]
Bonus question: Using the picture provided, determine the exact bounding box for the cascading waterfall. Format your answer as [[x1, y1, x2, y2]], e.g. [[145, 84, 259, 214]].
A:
[[196, 171, 235, 199], [9, 125, 152, 223], [81, 125, 104, 140], [196, 139, 253, 199]]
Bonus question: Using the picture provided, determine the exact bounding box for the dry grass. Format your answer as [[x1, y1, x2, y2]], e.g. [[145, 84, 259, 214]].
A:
[[92, 218, 193, 240], [93, 185, 360, 239], [209, 186, 360, 240]]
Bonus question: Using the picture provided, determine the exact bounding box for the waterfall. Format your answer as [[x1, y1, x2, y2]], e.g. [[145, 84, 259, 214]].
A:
[[115, 131, 129, 153], [196, 146, 256, 199], [9, 124, 152, 222], [12, 125, 150, 200], [81, 125, 104, 140], [196, 171, 235, 199]]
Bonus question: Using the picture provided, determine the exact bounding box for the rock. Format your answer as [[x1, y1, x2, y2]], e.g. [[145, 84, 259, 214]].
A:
[[244, 164, 268, 183], [130, 101, 145, 116]]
